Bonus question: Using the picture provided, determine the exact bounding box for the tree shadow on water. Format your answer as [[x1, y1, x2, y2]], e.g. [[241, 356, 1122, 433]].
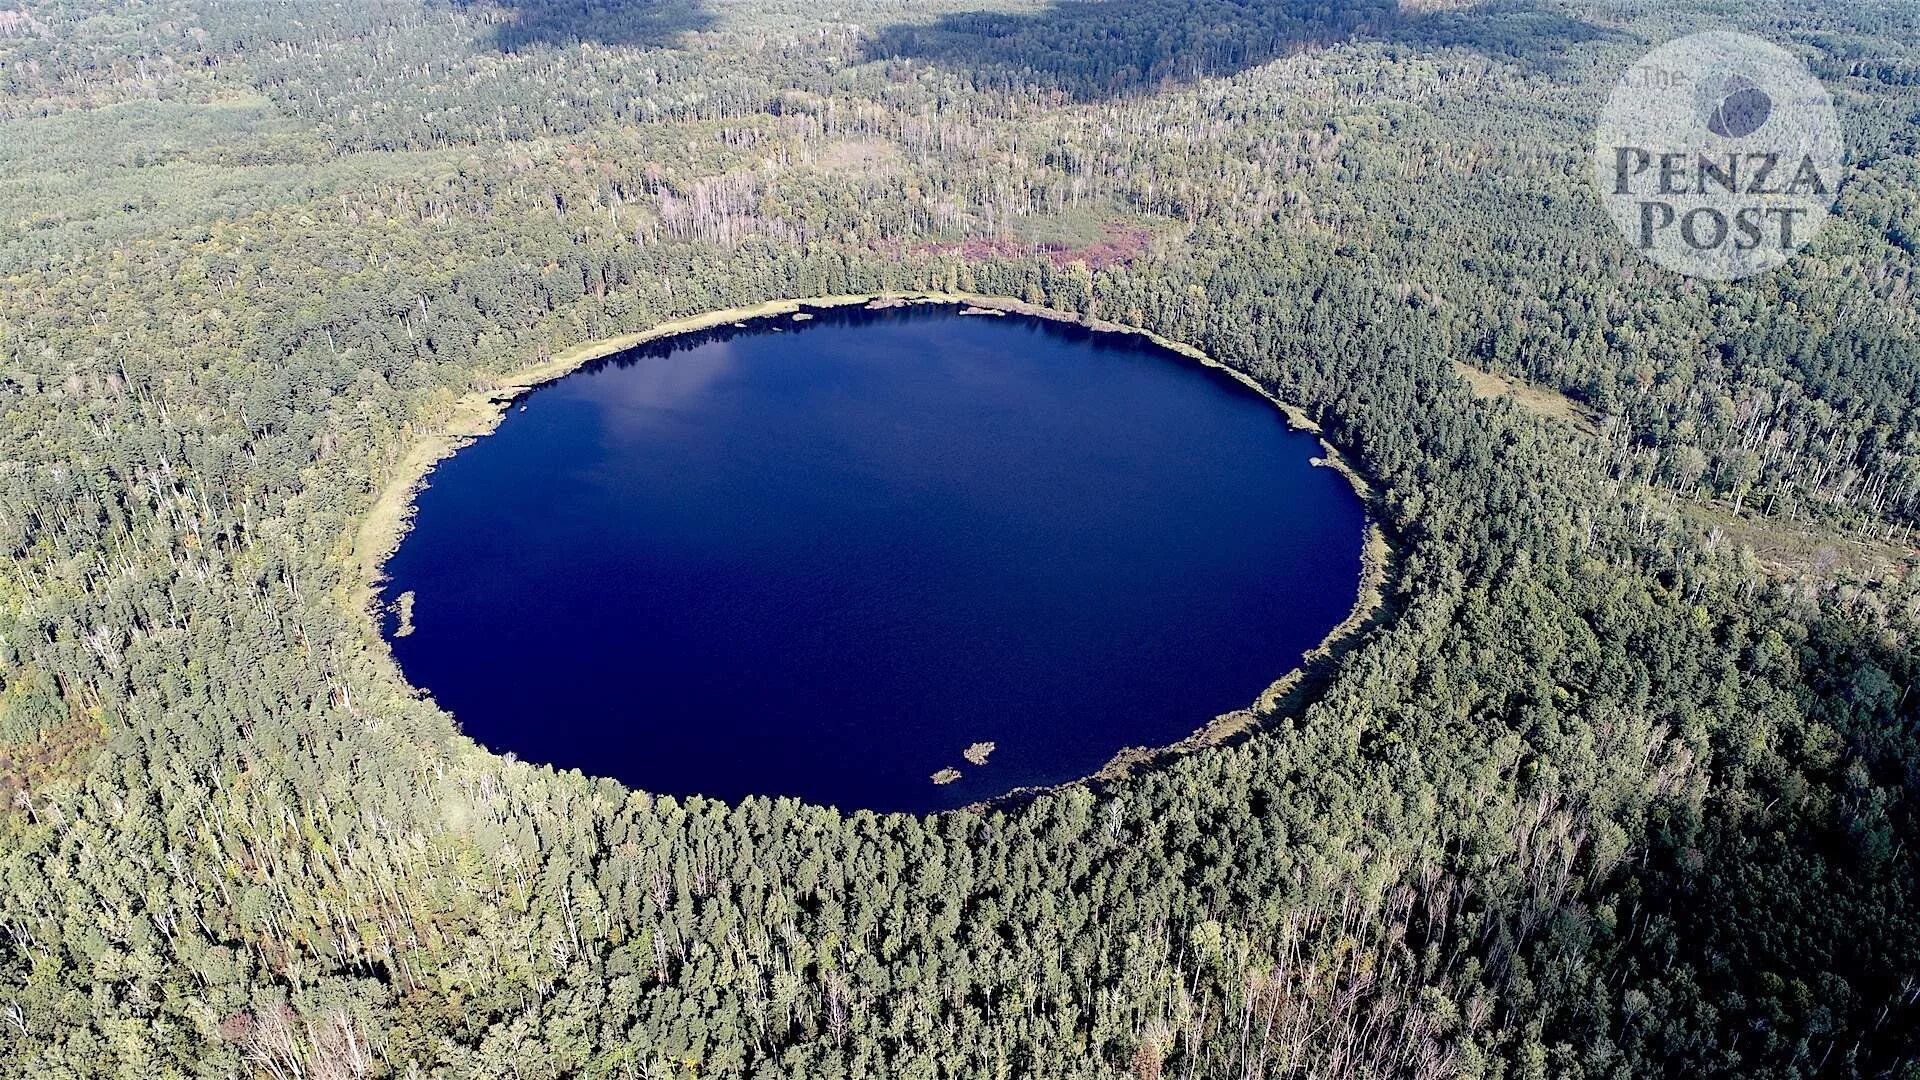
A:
[[444, 0, 715, 53], [861, 0, 1622, 100]]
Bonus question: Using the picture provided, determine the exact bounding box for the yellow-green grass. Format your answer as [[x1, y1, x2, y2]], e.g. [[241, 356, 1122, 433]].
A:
[[1453, 361, 1599, 434]]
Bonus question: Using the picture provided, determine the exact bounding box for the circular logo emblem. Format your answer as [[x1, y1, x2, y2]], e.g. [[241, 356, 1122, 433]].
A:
[[1595, 32, 1843, 280]]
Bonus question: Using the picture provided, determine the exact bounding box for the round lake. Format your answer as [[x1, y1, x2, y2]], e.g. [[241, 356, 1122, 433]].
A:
[[382, 303, 1366, 812]]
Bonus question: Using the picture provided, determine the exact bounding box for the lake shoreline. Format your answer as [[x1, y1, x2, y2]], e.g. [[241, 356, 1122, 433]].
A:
[[348, 291, 1393, 812]]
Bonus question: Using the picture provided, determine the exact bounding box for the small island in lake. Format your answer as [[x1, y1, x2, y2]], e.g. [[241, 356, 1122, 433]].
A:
[[963, 741, 996, 765], [390, 591, 417, 638], [931, 767, 963, 785]]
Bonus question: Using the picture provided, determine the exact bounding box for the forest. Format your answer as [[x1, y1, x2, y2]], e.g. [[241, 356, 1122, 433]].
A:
[[1, 0, 1918, 1076]]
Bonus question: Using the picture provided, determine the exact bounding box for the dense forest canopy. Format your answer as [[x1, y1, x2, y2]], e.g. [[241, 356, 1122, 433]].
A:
[[1, 0, 1917, 1077]]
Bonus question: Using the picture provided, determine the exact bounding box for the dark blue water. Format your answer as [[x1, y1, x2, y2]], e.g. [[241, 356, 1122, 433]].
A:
[[383, 304, 1364, 813]]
